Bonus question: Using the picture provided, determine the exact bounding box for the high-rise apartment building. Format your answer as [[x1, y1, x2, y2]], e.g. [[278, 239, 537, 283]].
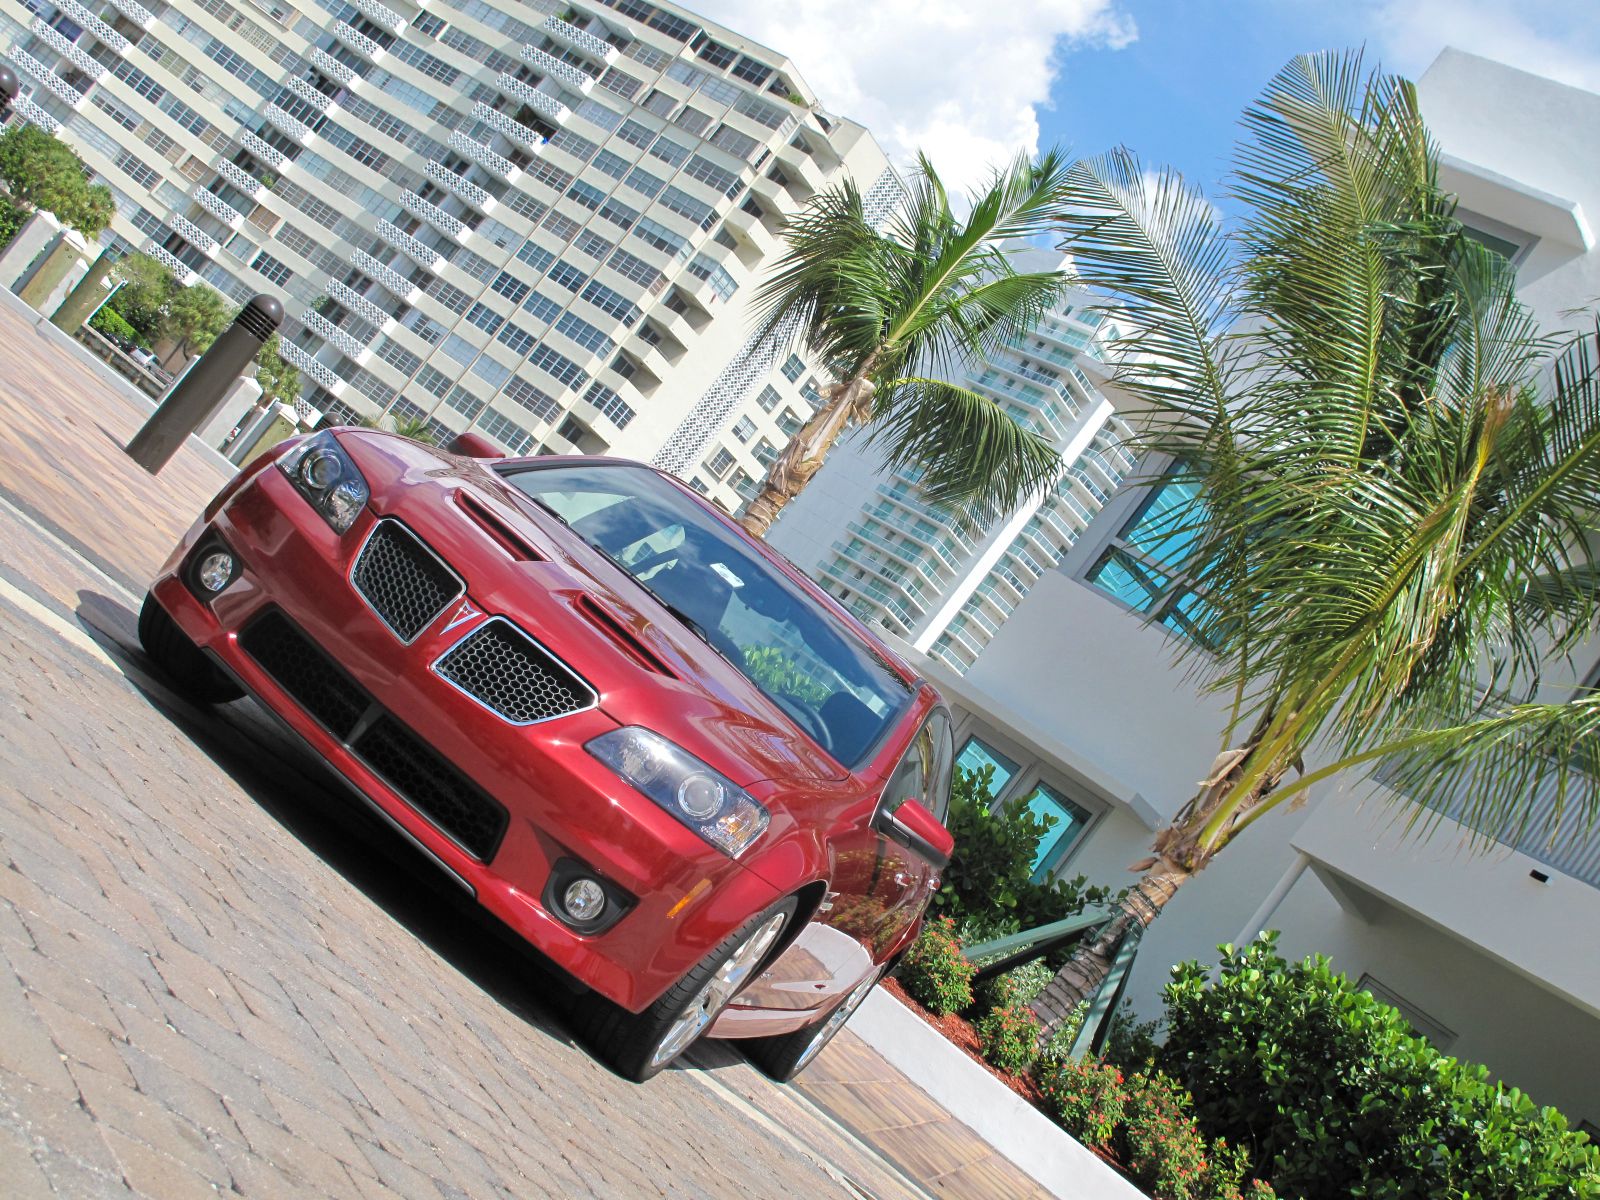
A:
[[769, 250, 1140, 673], [0, 0, 897, 462]]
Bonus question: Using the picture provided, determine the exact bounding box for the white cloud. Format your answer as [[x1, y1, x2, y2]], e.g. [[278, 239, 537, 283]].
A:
[[686, 0, 1137, 194], [1366, 0, 1600, 92]]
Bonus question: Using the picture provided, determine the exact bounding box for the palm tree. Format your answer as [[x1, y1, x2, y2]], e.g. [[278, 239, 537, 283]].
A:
[[738, 151, 1075, 537], [1030, 51, 1600, 1040]]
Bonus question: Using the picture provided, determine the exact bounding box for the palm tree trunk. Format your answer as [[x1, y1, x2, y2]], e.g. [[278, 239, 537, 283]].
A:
[[740, 373, 876, 538]]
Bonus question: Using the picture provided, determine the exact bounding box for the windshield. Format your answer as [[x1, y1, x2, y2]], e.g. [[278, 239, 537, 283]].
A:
[[500, 462, 913, 766]]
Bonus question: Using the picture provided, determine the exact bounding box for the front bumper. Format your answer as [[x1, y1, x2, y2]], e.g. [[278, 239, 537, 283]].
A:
[[153, 461, 780, 1012]]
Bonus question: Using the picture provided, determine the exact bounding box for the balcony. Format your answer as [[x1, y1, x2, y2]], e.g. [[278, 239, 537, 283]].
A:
[[773, 144, 826, 196], [166, 214, 218, 257], [309, 48, 357, 87], [303, 310, 371, 363], [540, 16, 618, 65], [376, 221, 444, 272], [283, 75, 332, 113], [722, 208, 777, 258], [278, 341, 344, 394], [326, 281, 392, 331], [423, 160, 492, 211], [749, 174, 793, 216], [141, 241, 198, 287], [102, 0, 152, 29], [520, 45, 592, 93], [14, 96, 59, 134], [446, 131, 519, 182], [215, 160, 263, 199], [348, 0, 405, 34], [190, 185, 246, 229], [261, 103, 315, 145], [496, 74, 569, 125], [470, 102, 548, 155], [350, 250, 421, 303], [399, 191, 467, 241], [239, 132, 287, 170], [31, 18, 105, 80], [332, 21, 385, 64], [10, 49, 88, 108], [57, 0, 126, 50]]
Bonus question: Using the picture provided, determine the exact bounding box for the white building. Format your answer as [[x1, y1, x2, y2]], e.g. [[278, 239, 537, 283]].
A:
[[774, 49, 1600, 1130], [0, 0, 897, 461]]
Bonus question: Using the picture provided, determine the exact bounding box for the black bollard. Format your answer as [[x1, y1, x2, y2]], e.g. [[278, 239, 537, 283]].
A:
[[0, 66, 17, 119], [126, 294, 283, 474]]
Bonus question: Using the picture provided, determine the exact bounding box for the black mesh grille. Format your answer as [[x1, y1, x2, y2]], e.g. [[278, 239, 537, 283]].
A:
[[352, 520, 462, 642], [239, 612, 367, 739], [351, 716, 508, 861], [435, 621, 595, 724]]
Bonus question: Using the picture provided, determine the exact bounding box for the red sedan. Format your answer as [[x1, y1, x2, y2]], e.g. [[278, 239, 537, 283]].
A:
[[140, 429, 955, 1081]]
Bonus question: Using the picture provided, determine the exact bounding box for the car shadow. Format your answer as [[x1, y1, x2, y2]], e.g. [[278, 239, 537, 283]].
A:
[[73, 589, 591, 1054]]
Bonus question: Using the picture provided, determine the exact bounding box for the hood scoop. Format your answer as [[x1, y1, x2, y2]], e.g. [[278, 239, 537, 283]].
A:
[[575, 595, 679, 679], [456, 490, 544, 562]]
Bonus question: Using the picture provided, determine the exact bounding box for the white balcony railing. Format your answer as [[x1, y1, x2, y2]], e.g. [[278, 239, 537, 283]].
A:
[[308, 48, 356, 87], [102, 0, 152, 28], [14, 96, 59, 133], [376, 221, 444, 272], [423, 160, 491, 209], [447, 130, 519, 181], [283, 75, 331, 112], [350, 250, 417, 301], [31, 18, 105, 80], [520, 45, 591, 92], [142, 241, 198, 287], [167, 214, 219, 256], [399, 191, 466, 239], [278, 340, 344, 393], [497, 73, 569, 124], [10, 49, 87, 107], [332, 21, 384, 63], [326, 281, 390, 330], [239, 131, 287, 169], [261, 103, 314, 144], [215, 159, 263, 198], [58, 0, 130, 50], [540, 16, 617, 64], [348, 0, 404, 34], [303, 310, 370, 361], [469, 102, 548, 153], [190, 185, 245, 228]]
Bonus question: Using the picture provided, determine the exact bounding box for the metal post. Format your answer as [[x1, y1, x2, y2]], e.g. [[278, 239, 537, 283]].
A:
[[126, 295, 282, 473], [0, 66, 17, 122], [1233, 850, 1311, 947]]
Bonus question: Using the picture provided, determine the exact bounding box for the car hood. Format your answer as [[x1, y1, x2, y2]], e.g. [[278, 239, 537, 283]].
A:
[[340, 434, 851, 791]]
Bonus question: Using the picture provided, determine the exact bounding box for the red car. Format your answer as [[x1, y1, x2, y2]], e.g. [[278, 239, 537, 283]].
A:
[[140, 429, 955, 1081]]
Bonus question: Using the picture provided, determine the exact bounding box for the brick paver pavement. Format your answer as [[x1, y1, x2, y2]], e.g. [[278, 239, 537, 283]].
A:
[[0, 295, 1056, 1199]]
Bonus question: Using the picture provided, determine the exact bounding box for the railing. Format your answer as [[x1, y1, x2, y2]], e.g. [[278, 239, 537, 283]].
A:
[[399, 191, 466, 239], [141, 241, 198, 286], [447, 130, 518, 180], [10, 49, 86, 106], [375, 220, 444, 271], [332, 21, 384, 62], [215, 159, 262, 197], [350, 250, 416, 299], [496, 74, 569, 124], [520, 44, 591, 92], [166, 214, 218, 256], [303, 310, 369, 361], [58, 0, 130, 49], [31, 17, 105, 78], [283, 75, 331, 112], [261, 102, 315, 144], [190, 185, 245, 227], [278, 341, 343, 393], [326, 281, 389, 330], [469, 103, 546, 154], [239, 131, 286, 169], [15, 96, 59, 133], [423, 160, 491, 209], [309, 48, 357, 86], [540, 15, 616, 63], [348, 0, 404, 33]]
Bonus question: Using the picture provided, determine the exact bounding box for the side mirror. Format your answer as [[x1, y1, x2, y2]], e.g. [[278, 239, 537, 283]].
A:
[[873, 799, 954, 870], [448, 431, 505, 458]]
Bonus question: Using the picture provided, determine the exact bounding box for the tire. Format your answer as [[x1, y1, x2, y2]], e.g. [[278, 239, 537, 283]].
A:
[[138, 592, 243, 704], [577, 897, 797, 1083], [743, 962, 886, 1083]]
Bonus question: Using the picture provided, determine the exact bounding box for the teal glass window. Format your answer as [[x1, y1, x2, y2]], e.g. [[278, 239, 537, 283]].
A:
[[957, 737, 1019, 801], [1018, 782, 1092, 880], [1087, 469, 1215, 644]]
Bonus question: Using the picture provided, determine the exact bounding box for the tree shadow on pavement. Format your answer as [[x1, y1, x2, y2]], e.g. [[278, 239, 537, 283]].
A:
[[74, 588, 593, 1056]]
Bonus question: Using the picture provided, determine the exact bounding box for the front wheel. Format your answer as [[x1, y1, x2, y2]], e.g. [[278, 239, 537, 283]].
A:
[[578, 898, 796, 1083], [743, 963, 886, 1083], [138, 593, 242, 704]]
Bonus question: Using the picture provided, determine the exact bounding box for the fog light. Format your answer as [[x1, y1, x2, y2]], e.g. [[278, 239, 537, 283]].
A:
[[196, 551, 235, 592], [563, 878, 606, 923]]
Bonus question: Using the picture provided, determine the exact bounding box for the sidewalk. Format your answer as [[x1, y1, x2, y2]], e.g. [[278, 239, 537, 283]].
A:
[[0, 295, 1065, 1199]]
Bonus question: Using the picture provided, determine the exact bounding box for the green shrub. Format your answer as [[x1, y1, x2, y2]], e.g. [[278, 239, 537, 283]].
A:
[[0, 192, 24, 251], [1158, 935, 1600, 1199], [897, 916, 975, 1016], [1102, 1001, 1162, 1075], [974, 1003, 1040, 1076], [1037, 1056, 1127, 1146], [89, 304, 144, 346]]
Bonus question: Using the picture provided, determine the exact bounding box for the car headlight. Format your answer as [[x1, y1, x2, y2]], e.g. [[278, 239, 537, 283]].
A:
[[275, 431, 370, 534], [586, 727, 770, 858]]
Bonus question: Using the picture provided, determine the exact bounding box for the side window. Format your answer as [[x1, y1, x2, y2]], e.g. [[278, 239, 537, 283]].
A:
[[879, 708, 955, 822]]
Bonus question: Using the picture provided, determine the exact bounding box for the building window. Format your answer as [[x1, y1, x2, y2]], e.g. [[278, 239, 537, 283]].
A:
[[251, 252, 292, 286], [1084, 468, 1212, 643], [731, 416, 756, 442], [777, 409, 804, 437], [780, 354, 806, 383], [956, 737, 1021, 800], [706, 447, 735, 478], [756, 384, 782, 412], [1017, 782, 1093, 880]]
